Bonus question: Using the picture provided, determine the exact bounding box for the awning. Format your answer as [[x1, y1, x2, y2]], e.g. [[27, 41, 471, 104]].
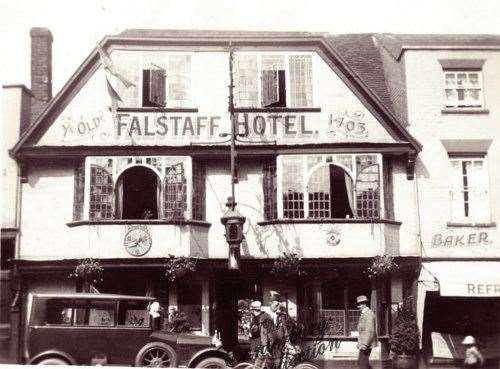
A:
[[416, 261, 500, 347], [420, 261, 500, 297]]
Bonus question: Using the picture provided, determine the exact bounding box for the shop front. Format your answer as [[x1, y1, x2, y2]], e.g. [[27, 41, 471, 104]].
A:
[[417, 261, 500, 368]]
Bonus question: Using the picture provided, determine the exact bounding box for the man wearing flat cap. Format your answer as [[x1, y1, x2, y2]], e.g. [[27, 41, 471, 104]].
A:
[[249, 300, 273, 369], [356, 295, 377, 369]]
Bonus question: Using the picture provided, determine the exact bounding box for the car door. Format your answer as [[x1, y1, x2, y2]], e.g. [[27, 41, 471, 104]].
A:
[[109, 299, 153, 365], [69, 298, 117, 365]]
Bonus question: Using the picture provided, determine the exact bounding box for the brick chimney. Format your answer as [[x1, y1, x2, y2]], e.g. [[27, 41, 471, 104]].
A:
[[30, 27, 53, 123]]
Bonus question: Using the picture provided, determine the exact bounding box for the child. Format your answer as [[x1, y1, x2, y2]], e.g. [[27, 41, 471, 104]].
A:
[[462, 336, 484, 368]]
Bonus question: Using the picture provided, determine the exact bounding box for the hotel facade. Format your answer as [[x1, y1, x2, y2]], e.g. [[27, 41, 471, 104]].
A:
[[2, 29, 499, 367]]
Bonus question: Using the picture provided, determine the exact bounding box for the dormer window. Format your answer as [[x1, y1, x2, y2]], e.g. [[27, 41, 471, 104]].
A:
[[234, 53, 313, 108], [141, 54, 191, 108]]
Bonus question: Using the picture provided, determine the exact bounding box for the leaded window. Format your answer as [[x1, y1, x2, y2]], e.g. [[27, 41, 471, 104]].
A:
[[278, 154, 382, 220], [78, 156, 192, 221], [164, 163, 187, 220], [73, 160, 85, 221], [89, 164, 114, 220], [262, 160, 277, 220], [234, 53, 314, 108], [444, 70, 484, 108], [192, 161, 206, 221]]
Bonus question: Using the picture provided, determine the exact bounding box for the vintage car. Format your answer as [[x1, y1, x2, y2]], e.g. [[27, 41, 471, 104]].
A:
[[23, 293, 245, 367]]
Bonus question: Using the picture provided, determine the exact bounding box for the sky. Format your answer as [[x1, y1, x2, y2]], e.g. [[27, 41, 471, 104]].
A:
[[1, 0, 500, 95]]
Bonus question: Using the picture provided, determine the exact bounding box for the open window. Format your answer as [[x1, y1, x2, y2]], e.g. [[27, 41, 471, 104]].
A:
[[142, 65, 166, 107], [75, 156, 193, 222], [277, 154, 381, 220], [116, 166, 161, 220]]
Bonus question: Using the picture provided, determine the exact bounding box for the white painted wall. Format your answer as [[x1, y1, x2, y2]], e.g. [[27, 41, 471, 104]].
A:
[[404, 49, 500, 258]]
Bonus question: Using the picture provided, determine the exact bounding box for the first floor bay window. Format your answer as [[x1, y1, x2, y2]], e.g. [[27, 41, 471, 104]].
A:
[[72, 156, 205, 222], [266, 154, 382, 220]]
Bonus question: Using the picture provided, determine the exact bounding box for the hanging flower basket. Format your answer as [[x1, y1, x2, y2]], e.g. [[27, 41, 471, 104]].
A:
[[164, 255, 196, 282], [68, 258, 103, 292], [271, 252, 307, 279], [365, 255, 399, 280]]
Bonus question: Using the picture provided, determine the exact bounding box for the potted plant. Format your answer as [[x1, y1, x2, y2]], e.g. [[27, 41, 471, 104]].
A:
[[271, 252, 307, 280], [69, 258, 103, 293], [389, 297, 420, 369], [164, 254, 196, 282], [366, 255, 399, 280]]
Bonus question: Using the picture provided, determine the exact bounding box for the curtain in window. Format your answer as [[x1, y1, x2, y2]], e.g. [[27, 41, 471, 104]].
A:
[[115, 176, 123, 219], [344, 171, 354, 216], [289, 55, 313, 107], [156, 176, 162, 219], [192, 161, 206, 221], [307, 165, 330, 219]]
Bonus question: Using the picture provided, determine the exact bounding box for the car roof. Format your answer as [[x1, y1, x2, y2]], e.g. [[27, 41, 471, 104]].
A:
[[30, 292, 156, 300]]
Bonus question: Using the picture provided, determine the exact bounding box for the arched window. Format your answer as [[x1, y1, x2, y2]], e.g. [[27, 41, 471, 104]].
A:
[[307, 164, 354, 219], [116, 166, 161, 220]]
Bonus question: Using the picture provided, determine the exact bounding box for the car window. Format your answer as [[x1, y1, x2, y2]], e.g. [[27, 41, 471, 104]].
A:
[[45, 299, 72, 325], [88, 300, 116, 327], [118, 300, 150, 327], [73, 299, 88, 326]]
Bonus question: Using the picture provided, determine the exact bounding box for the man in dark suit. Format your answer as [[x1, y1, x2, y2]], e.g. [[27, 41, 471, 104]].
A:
[[249, 301, 273, 369], [356, 295, 377, 369]]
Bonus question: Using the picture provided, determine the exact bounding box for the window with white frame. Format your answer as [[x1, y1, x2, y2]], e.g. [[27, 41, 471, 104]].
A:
[[449, 157, 490, 222], [444, 70, 484, 109], [275, 154, 382, 220], [141, 54, 191, 108], [234, 53, 314, 108], [72, 156, 205, 221]]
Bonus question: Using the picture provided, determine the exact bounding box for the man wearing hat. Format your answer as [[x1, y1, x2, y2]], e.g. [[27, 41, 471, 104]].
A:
[[249, 301, 273, 369], [462, 336, 484, 368], [356, 295, 377, 369]]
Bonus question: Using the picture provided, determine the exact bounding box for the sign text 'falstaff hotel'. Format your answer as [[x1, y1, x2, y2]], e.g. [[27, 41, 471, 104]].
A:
[[50, 109, 395, 146]]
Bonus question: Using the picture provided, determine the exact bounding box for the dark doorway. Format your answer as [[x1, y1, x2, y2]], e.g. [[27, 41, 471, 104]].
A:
[[119, 166, 159, 220], [330, 165, 354, 218]]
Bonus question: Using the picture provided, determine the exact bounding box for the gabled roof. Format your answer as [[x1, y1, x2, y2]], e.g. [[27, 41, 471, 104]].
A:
[[11, 29, 424, 158]]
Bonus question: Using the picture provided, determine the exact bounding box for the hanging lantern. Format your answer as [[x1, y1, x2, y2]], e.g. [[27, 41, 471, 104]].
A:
[[220, 198, 246, 270]]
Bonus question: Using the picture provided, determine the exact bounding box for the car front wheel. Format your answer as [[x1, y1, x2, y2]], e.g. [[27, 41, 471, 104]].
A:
[[195, 357, 227, 369], [135, 342, 177, 367]]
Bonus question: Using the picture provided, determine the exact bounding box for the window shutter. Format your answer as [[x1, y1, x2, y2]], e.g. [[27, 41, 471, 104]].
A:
[[73, 160, 85, 221], [450, 160, 464, 220], [89, 164, 114, 220], [262, 161, 277, 220], [469, 160, 489, 221], [150, 68, 166, 106], [355, 163, 380, 219], [164, 163, 187, 220], [261, 70, 279, 107]]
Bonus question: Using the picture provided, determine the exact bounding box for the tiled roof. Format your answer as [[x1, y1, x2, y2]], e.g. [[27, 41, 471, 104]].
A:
[[118, 28, 326, 39]]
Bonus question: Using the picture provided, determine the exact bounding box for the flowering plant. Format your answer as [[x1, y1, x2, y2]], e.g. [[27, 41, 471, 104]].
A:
[[164, 255, 196, 282], [271, 252, 307, 279], [69, 258, 103, 291], [389, 297, 419, 355], [366, 255, 398, 280]]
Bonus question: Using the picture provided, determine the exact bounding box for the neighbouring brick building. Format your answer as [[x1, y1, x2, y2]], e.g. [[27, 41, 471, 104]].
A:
[[2, 28, 499, 368]]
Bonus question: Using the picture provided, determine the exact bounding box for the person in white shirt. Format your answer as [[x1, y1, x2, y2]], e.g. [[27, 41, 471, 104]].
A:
[[148, 299, 162, 330]]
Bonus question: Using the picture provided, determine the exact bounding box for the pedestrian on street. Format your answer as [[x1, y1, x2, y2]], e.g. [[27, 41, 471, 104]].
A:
[[249, 300, 273, 369], [462, 336, 484, 368], [147, 299, 162, 331], [356, 295, 377, 369]]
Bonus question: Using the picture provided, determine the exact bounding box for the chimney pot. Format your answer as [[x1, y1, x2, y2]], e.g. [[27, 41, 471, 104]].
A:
[[30, 27, 53, 123]]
